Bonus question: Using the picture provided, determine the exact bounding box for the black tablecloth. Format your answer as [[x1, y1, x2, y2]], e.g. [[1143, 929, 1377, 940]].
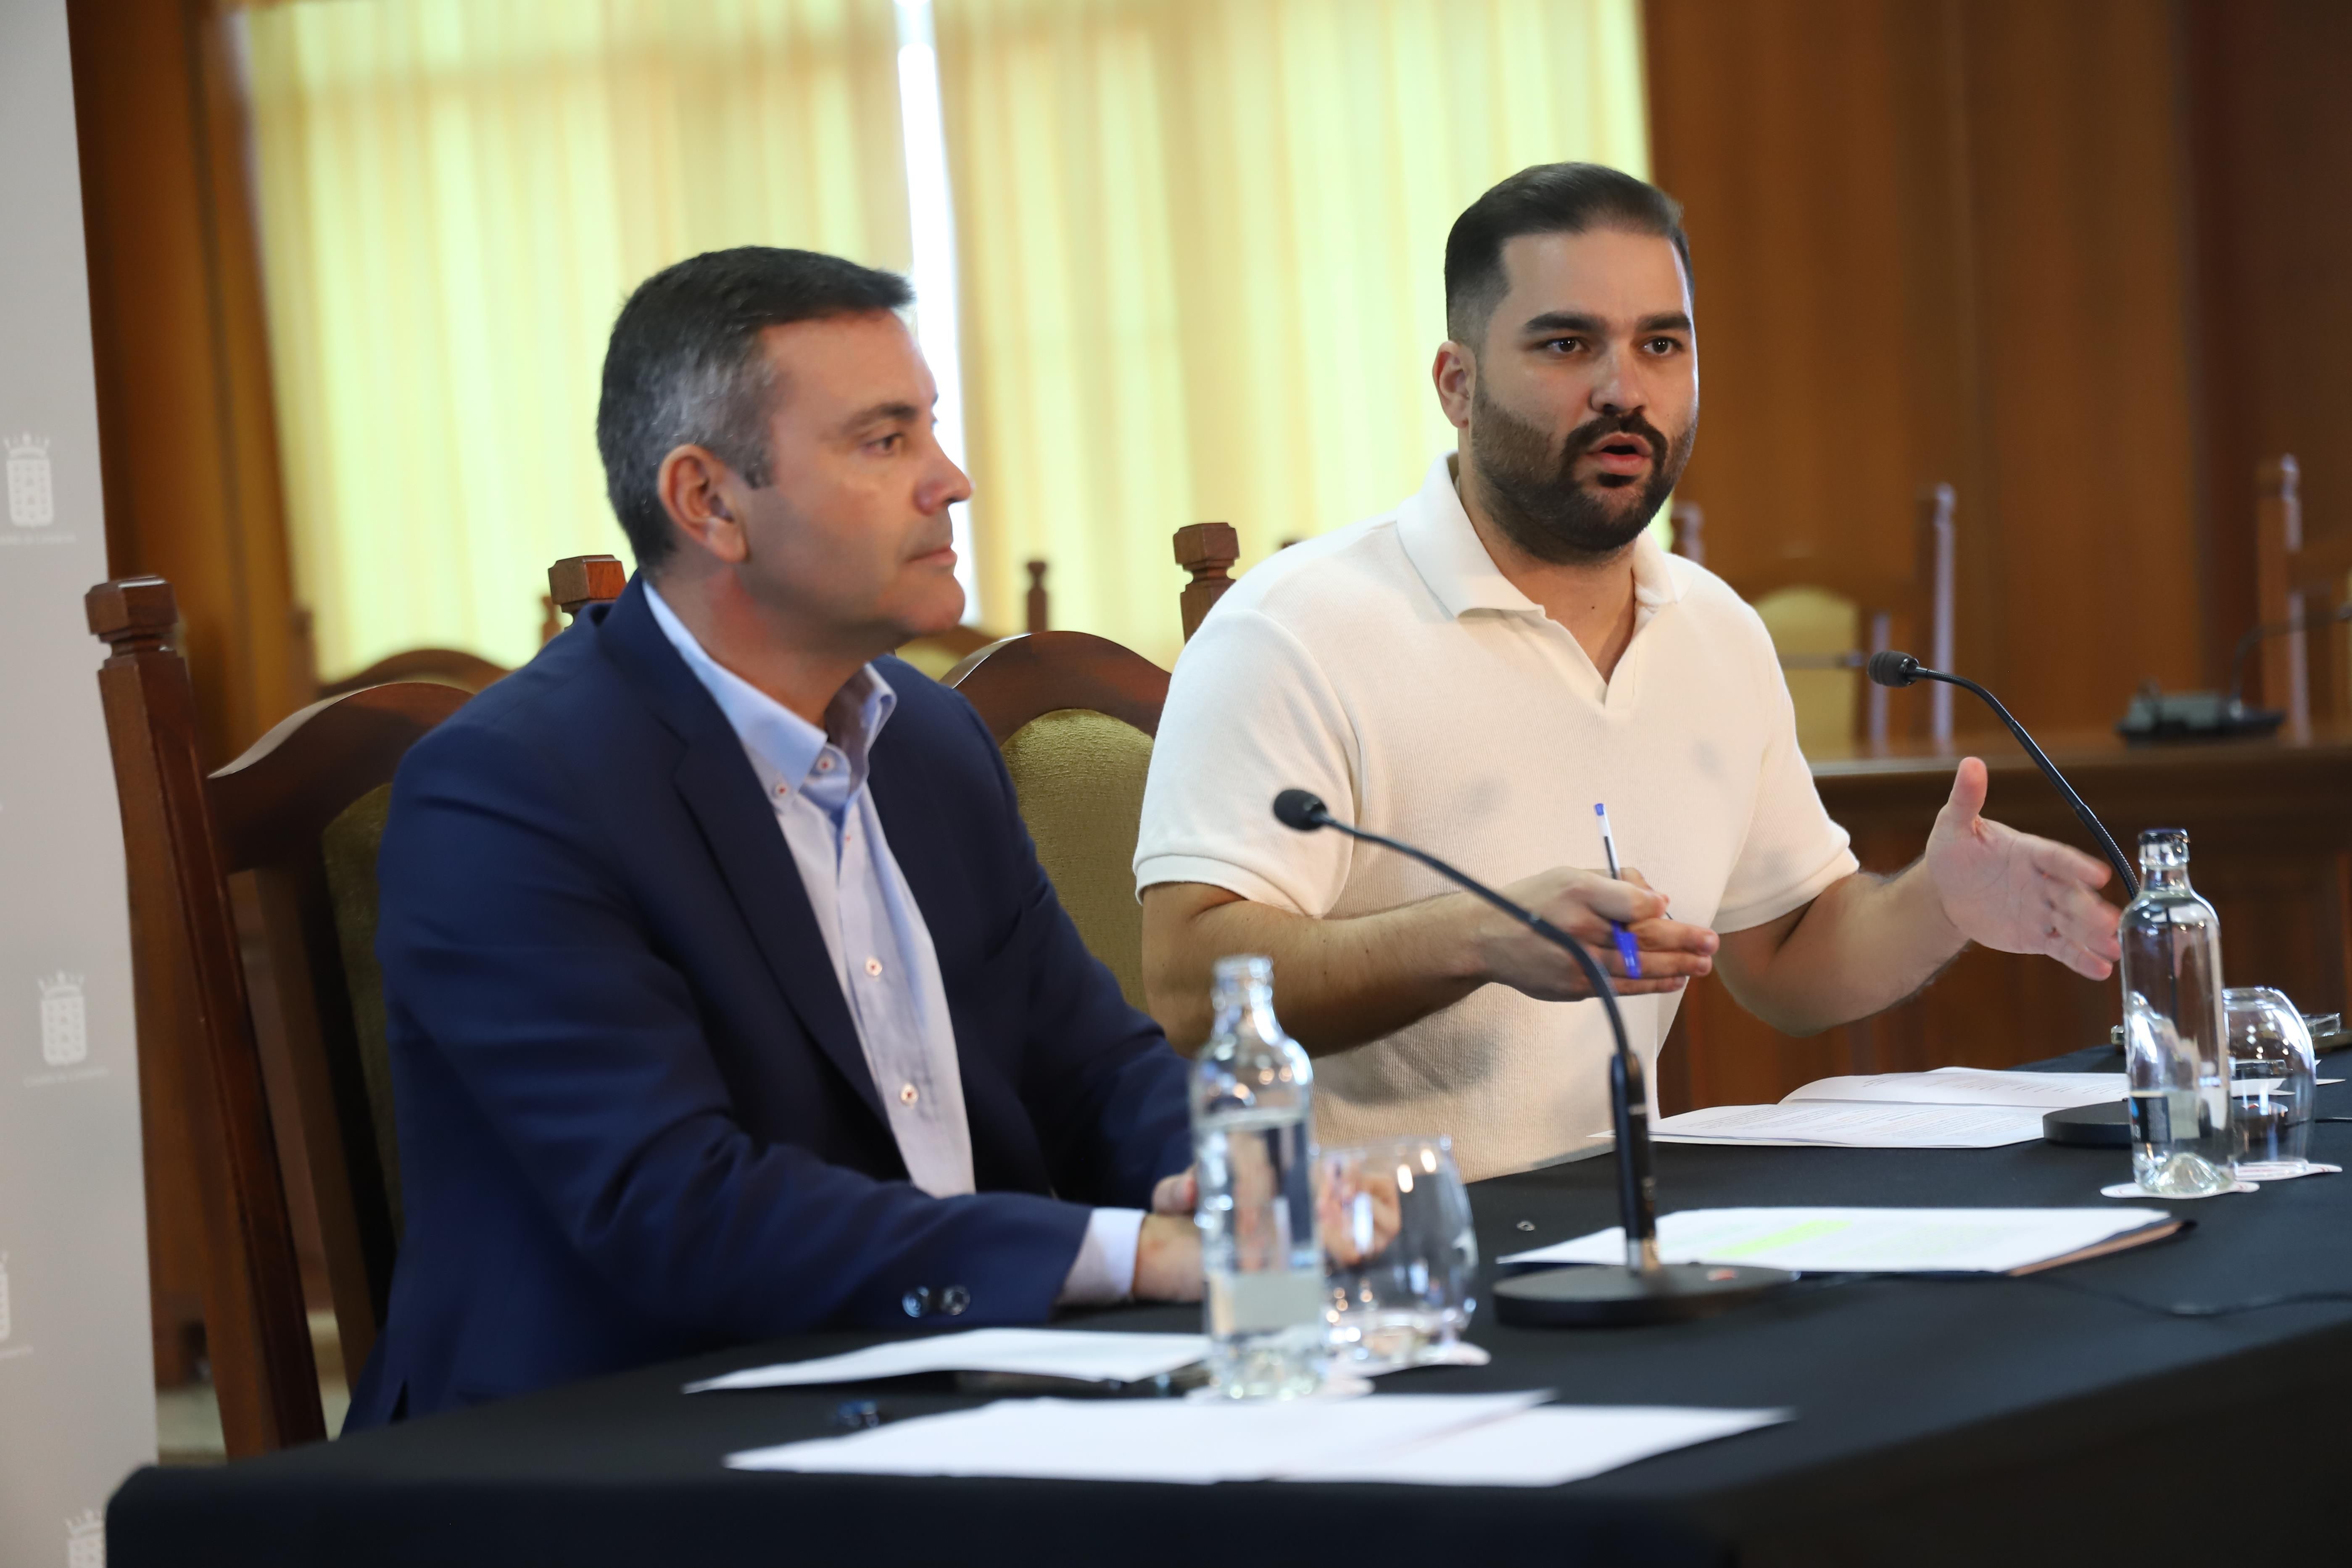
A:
[[111, 1050, 2352, 1567]]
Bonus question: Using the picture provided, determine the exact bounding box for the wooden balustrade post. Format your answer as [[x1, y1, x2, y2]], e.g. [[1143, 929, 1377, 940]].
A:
[[1917, 484, 1956, 746], [2257, 456, 2308, 735], [1669, 500, 1706, 567]]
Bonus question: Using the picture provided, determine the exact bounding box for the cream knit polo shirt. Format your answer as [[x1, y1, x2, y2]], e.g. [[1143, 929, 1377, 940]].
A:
[[1135, 454, 1858, 1180]]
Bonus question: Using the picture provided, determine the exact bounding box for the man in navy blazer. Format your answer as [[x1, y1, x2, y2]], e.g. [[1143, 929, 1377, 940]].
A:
[[348, 248, 1201, 1426]]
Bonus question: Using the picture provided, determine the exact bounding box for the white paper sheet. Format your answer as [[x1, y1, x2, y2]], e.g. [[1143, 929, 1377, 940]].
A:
[[1788, 1068, 2125, 1109], [685, 1328, 1207, 1394], [1498, 1206, 2173, 1273], [1283, 1405, 1791, 1487], [1650, 1101, 2047, 1148], [725, 1391, 1550, 1483]]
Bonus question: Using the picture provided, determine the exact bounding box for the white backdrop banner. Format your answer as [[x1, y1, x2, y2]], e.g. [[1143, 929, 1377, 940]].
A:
[[0, 0, 160, 1563]]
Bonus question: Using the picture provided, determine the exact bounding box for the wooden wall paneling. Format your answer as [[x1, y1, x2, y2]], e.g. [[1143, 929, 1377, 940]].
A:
[[1644, 0, 1987, 742], [2184, 0, 2352, 706], [1959, 0, 2205, 727], [1645, 0, 2208, 738], [68, 0, 302, 767]]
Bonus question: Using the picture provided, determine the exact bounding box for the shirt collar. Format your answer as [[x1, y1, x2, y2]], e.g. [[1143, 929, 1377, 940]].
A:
[[1397, 451, 1686, 621], [642, 580, 896, 798]]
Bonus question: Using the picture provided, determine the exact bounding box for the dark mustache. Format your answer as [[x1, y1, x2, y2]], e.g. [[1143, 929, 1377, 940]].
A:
[[1561, 413, 1666, 466]]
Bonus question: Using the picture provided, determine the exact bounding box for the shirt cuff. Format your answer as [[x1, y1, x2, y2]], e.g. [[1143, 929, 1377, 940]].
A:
[[1057, 1207, 1146, 1306]]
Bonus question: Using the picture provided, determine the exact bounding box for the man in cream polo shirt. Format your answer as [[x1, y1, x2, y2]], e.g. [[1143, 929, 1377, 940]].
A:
[[1135, 164, 2123, 1180]]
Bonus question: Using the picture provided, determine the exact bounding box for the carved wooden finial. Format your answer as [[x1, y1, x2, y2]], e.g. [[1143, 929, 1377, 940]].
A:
[[1024, 559, 1051, 635], [86, 576, 179, 655], [547, 554, 626, 619], [1173, 522, 1240, 641]]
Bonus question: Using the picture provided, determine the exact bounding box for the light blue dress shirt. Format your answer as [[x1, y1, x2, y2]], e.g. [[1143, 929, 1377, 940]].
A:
[[644, 586, 1140, 1300]]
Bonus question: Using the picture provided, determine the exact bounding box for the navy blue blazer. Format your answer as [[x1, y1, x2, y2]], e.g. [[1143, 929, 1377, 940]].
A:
[[345, 578, 1193, 1426]]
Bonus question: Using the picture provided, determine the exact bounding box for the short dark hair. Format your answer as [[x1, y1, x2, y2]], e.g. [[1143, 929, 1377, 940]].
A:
[[596, 246, 912, 569], [1443, 163, 1693, 348]]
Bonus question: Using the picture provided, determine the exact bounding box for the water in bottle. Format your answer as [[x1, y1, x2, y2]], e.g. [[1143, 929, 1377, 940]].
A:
[[2117, 828, 2236, 1196], [1192, 954, 1323, 1399]]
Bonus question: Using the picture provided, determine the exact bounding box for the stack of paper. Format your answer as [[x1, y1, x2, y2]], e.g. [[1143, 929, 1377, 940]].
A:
[[1499, 1205, 2179, 1274], [684, 1328, 1207, 1393], [1647, 1067, 2125, 1149], [726, 1392, 1789, 1488]]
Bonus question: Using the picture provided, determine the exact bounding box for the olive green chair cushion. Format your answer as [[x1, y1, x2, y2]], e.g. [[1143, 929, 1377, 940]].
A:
[[320, 782, 404, 1239], [999, 709, 1155, 1010]]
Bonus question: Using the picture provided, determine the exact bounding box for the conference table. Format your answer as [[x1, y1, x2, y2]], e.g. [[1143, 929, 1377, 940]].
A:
[[110, 1047, 2352, 1567]]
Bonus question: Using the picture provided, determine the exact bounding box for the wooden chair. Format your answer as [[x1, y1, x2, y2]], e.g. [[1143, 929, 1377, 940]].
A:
[[90, 574, 470, 1456], [2254, 456, 2352, 733], [98, 554, 629, 1457], [1677, 485, 1956, 751], [946, 634, 1171, 1008]]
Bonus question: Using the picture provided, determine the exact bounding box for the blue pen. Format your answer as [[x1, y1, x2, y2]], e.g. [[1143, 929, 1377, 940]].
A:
[[1593, 803, 1643, 979]]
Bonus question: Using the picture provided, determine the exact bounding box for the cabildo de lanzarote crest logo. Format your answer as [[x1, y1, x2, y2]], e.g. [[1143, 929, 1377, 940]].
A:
[[68, 1508, 105, 1568], [39, 974, 87, 1068], [6, 434, 53, 529]]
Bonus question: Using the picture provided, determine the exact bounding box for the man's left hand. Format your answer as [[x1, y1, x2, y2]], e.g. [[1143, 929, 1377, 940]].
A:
[[1925, 756, 2123, 980]]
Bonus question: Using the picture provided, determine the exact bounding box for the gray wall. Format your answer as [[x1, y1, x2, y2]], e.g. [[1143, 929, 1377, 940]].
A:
[[0, 0, 159, 1562]]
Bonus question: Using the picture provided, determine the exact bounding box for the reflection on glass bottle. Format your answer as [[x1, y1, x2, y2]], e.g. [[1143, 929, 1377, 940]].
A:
[[2118, 829, 2236, 1196]]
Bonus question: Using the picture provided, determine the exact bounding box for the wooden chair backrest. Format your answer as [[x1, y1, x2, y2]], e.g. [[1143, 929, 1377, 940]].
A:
[[1680, 485, 1956, 747], [947, 633, 1171, 1007], [88, 575, 467, 1457], [2255, 456, 2352, 732], [946, 631, 1170, 743]]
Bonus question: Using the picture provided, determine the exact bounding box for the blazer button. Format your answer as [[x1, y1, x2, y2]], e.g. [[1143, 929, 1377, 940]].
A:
[[902, 1286, 932, 1318], [941, 1285, 971, 1316], [899, 1082, 919, 1106]]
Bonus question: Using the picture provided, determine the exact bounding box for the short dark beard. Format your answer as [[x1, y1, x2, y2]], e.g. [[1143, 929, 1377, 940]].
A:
[[1466, 381, 1695, 564]]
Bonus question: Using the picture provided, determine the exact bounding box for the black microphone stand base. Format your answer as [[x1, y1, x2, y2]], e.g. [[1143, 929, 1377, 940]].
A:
[[1494, 1262, 1799, 1328]]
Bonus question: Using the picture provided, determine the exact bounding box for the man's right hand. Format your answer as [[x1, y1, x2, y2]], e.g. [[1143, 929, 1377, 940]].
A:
[[1132, 1213, 1203, 1302], [1466, 865, 1717, 1001]]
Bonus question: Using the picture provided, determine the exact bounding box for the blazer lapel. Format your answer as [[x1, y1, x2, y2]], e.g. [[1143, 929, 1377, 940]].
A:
[[597, 581, 889, 1130]]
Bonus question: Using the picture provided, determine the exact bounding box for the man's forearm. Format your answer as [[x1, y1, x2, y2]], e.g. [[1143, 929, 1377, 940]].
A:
[[1716, 864, 1967, 1036], [1142, 890, 1481, 1055]]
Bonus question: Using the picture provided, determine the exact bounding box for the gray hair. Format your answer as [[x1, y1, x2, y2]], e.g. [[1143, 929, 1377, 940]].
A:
[[596, 247, 913, 569]]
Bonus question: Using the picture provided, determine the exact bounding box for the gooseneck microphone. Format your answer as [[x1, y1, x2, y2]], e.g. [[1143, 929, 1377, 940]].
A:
[[1866, 652, 2139, 900], [1271, 789, 1795, 1327]]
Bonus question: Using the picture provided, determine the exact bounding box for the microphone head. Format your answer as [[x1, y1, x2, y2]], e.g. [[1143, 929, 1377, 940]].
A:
[[1867, 650, 1923, 688], [1272, 790, 1330, 832]]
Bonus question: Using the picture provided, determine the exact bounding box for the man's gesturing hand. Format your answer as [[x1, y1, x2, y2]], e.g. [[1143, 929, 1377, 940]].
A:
[[1925, 757, 2123, 980], [1467, 866, 1718, 1001]]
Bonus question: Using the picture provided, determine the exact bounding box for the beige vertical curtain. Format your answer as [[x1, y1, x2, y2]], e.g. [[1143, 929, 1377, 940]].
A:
[[936, 0, 1649, 669], [243, 0, 909, 677]]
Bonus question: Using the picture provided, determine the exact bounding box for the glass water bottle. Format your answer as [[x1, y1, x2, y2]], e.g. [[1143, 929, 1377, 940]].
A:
[[2117, 828, 2236, 1196], [1191, 955, 1324, 1399]]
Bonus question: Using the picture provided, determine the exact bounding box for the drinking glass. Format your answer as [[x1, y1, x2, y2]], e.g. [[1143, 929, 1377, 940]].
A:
[[1318, 1136, 1477, 1370], [2223, 986, 2318, 1175]]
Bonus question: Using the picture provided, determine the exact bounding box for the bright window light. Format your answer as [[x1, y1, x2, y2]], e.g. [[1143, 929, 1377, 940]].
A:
[[894, 0, 979, 622]]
